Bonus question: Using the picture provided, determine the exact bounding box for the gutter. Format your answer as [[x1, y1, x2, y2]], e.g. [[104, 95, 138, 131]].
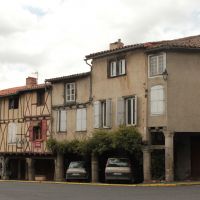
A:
[[84, 59, 93, 102]]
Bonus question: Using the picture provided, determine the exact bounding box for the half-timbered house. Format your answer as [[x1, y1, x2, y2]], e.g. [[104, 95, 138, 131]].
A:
[[0, 77, 53, 180]]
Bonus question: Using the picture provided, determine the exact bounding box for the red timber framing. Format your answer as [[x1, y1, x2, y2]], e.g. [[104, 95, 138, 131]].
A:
[[0, 85, 52, 154]]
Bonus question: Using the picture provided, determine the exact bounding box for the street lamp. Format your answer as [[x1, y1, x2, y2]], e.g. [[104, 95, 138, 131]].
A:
[[162, 69, 168, 81]]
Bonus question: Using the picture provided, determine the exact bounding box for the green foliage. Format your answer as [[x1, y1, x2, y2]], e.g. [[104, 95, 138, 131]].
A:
[[46, 126, 142, 157]]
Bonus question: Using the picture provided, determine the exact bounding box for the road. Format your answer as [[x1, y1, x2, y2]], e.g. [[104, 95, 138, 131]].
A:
[[0, 181, 200, 200]]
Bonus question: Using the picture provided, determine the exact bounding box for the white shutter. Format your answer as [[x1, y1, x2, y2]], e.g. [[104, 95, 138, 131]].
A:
[[81, 108, 87, 131], [60, 110, 67, 132], [106, 99, 112, 128], [76, 109, 82, 131], [134, 96, 137, 125], [121, 59, 126, 74], [8, 122, 17, 143], [56, 110, 60, 132], [94, 101, 101, 128], [116, 97, 125, 126]]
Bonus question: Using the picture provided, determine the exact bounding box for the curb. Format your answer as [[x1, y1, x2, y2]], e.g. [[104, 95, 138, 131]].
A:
[[0, 180, 200, 187]]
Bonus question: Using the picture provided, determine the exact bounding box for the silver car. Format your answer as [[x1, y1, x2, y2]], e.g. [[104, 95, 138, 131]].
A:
[[66, 161, 88, 181], [105, 158, 133, 183]]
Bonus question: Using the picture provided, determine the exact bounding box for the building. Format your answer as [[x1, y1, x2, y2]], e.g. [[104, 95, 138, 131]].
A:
[[85, 35, 200, 182], [45, 72, 92, 181], [0, 77, 53, 180]]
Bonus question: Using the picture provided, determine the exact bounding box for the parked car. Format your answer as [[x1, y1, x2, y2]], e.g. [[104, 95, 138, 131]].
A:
[[105, 158, 133, 183], [66, 161, 89, 182]]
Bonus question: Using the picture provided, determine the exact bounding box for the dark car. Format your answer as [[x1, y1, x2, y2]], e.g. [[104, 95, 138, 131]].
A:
[[105, 158, 133, 183], [66, 161, 88, 182]]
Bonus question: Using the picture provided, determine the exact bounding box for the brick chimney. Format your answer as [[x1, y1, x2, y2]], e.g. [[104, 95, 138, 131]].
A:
[[26, 76, 37, 86], [109, 39, 124, 50]]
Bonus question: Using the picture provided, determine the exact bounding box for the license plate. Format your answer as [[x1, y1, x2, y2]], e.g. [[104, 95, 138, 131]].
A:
[[113, 172, 122, 175], [72, 173, 80, 176]]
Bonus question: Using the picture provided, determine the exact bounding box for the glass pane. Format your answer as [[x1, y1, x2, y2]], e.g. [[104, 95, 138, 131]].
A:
[[158, 55, 164, 74], [150, 56, 157, 76], [127, 99, 131, 124]]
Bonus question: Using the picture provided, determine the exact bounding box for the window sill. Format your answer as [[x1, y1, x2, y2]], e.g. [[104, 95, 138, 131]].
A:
[[76, 130, 87, 133], [8, 143, 16, 145], [108, 74, 126, 79]]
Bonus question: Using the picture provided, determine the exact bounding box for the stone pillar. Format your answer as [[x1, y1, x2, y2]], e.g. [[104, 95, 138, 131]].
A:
[[143, 147, 151, 182], [91, 153, 99, 183], [1, 157, 9, 180], [17, 160, 21, 180], [164, 131, 174, 182], [54, 153, 64, 181], [26, 158, 35, 181]]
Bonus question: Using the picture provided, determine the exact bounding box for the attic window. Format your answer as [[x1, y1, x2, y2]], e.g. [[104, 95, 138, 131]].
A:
[[9, 96, 19, 109]]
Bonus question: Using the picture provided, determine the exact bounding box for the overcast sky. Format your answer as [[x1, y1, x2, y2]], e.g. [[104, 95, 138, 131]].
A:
[[0, 0, 200, 89]]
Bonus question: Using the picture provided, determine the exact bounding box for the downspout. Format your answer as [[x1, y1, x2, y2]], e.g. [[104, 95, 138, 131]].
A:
[[84, 59, 93, 102]]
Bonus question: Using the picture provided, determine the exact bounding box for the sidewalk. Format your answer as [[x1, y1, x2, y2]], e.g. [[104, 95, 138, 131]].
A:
[[0, 179, 200, 187]]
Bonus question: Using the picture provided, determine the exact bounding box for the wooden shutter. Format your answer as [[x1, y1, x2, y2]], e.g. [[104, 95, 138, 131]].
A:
[[76, 109, 82, 131], [29, 122, 34, 142], [106, 99, 112, 128], [81, 108, 87, 131], [60, 110, 67, 132], [41, 119, 47, 140], [56, 110, 60, 132], [94, 101, 101, 128], [116, 97, 125, 126], [8, 123, 12, 143], [133, 96, 137, 125]]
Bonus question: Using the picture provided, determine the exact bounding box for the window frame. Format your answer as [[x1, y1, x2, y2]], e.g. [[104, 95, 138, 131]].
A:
[[125, 96, 137, 126], [65, 82, 76, 103], [108, 57, 126, 78], [148, 53, 166, 78], [8, 96, 19, 109], [8, 122, 17, 144], [37, 90, 45, 106]]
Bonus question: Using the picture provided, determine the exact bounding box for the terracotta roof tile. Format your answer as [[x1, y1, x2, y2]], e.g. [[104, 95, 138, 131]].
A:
[[45, 71, 90, 83], [85, 35, 200, 59], [0, 83, 51, 97]]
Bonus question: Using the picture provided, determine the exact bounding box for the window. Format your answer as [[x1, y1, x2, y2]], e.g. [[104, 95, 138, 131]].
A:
[[65, 83, 75, 103], [149, 53, 166, 77], [8, 122, 17, 144], [150, 85, 165, 115], [94, 99, 112, 128], [29, 120, 47, 141], [37, 90, 45, 106], [116, 96, 137, 126], [109, 58, 126, 77], [57, 110, 67, 132], [76, 108, 87, 131], [9, 96, 19, 109]]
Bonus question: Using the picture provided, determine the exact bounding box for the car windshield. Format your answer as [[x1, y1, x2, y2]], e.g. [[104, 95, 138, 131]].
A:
[[106, 158, 130, 167], [68, 161, 84, 169]]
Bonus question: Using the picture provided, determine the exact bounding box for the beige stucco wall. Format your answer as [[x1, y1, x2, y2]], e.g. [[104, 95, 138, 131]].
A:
[[91, 49, 147, 138], [167, 51, 200, 132], [51, 76, 93, 141]]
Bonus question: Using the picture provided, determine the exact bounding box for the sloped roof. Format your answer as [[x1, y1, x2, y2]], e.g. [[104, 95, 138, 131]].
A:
[[85, 35, 200, 59], [45, 71, 90, 83], [0, 83, 51, 97]]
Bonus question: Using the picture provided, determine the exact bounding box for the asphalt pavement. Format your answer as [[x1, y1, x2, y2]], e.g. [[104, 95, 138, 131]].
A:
[[0, 181, 200, 200]]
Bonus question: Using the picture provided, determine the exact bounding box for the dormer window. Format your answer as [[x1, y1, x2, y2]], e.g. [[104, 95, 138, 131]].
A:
[[65, 82, 75, 103], [108, 58, 126, 78]]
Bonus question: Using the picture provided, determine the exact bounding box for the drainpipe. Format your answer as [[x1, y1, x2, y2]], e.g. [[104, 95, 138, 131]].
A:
[[84, 59, 93, 102]]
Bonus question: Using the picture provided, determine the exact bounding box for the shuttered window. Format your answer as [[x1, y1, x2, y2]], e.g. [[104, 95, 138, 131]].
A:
[[116, 96, 137, 126], [109, 59, 126, 77], [57, 110, 67, 132], [93, 99, 112, 128], [150, 85, 165, 115], [76, 108, 87, 131], [8, 122, 17, 144]]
